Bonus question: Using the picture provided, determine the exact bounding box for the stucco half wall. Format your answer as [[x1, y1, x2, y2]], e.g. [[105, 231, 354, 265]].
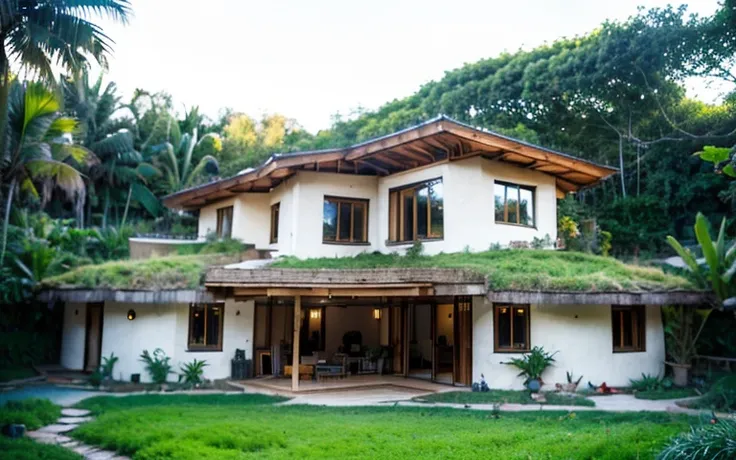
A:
[[61, 299, 254, 382], [471, 296, 665, 389]]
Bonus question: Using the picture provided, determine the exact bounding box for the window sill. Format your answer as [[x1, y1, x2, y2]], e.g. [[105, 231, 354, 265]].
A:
[[322, 241, 371, 246], [494, 221, 537, 230], [494, 348, 530, 354], [613, 349, 646, 354], [186, 348, 223, 353], [385, 238, 444, 247]]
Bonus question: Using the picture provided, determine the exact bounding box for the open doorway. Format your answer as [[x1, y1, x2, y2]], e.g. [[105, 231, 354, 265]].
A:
[[408, 303, 433, 380], [434, 303, 454, 384], [84, 303, 103, 372]]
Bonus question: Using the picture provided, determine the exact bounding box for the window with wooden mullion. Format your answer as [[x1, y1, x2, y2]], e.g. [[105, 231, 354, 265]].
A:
[[323, 197, 368, 243], [612, 306, 645, 352], [391, 178, 444, 242]]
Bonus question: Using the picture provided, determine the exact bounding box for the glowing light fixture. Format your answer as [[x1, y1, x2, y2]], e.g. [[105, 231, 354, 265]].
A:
[[127, 309, 136, 321], [310, 309, 321, 319], [373, 308, 382, 320]]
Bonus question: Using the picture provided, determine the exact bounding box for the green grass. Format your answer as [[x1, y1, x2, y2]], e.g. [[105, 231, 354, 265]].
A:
[[69, 394, 692, 459], [272, 250, 694, 292], [0, 365, 37, 382], [0, 437, 81, 459], [41, 253, 240, 290], [634, 389, 699, 400], [414, 390, 596, 407], [0, 398, 61, 431]]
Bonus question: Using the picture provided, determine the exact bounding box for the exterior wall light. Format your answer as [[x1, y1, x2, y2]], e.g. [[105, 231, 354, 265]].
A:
[[373, 308, 381, 320], [127, 309, 136, 321]]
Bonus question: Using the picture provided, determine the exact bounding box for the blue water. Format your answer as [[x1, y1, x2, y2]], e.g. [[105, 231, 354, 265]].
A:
[[0, 385, 102, 406]]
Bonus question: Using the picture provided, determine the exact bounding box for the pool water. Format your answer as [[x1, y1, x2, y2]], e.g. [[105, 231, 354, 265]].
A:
[[0, 385, 102, 406]]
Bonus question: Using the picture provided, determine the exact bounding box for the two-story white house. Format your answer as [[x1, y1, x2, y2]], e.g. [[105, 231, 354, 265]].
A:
[[53, 116, 705, 392]]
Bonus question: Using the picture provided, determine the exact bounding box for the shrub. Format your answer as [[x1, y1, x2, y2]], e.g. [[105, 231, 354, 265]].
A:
[[406, 241, 424, 258], [179, 359, 209, 385], [657, 417, 736, 460], [689, 375, 736, 412], [100, 352, 119, 380], [0, 399, 61, 430], [629, 373, 672, 392], [139, 349, 173, 384], [503, 346, 557, 385]]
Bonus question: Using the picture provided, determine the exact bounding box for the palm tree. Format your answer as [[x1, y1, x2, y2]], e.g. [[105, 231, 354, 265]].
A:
[[154, 128, 221, 194], [0, 81, 97, 264], [0, 0, 131, 167], [62, 70, 160, 226]]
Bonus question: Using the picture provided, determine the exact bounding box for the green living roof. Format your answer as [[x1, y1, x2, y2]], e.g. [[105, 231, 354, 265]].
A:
[[42, 253, 239, 291], [270, 250, 695, 292]]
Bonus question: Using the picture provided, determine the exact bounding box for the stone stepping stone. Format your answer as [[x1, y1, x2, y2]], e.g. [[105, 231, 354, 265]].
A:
[[61, 408, 91, 417], [61, 440, 81, 449], [58, 416, 93, 424], [38, 423, 78, 434], [26, 431, 58, 444], [86, 450, 119, 460], [72, 445, 99, 456]]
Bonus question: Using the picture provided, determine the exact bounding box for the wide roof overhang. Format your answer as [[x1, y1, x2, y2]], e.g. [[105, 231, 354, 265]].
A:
[[163, 115, 619, 210], [205, 267, 710, 306]]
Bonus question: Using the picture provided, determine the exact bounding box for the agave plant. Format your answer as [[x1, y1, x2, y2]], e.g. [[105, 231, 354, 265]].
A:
[[179, 359, 209, 386], [666, 212, 736, 309]]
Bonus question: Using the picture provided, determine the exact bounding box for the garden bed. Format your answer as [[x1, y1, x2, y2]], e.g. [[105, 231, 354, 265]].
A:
[[413, 390, 596, 407]]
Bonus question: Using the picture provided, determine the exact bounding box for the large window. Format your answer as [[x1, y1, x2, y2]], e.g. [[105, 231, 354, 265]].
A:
[[612, 306, 645, 352], [388, 178, 443, 242], [216, 206, 233, 239], [494, 305, 530, 352], [494, 181, 535, 227], [270, 203, 280, 244], [188, 303, 224, 351], [323, 196, 369, 244]]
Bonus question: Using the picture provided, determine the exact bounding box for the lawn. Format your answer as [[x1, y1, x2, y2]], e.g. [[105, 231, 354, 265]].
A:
[[414, 390, 596, 407], [634, 389, 699, 400], [271, 250, 693, 292], [0, 437, 81, 460], [69, 394, 692, 459]]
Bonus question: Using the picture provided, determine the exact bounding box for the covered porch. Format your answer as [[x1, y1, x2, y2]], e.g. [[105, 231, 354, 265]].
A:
[[206, 267, 484, 392]]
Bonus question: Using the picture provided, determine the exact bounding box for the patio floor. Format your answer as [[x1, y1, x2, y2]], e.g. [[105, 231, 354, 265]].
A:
[[233, 374, 462, 395]]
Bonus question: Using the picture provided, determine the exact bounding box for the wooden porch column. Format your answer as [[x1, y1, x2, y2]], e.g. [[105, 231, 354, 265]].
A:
[[291, 295, 301, 392]]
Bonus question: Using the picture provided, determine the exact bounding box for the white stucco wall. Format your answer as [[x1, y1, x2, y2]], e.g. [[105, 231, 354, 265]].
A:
[[61, 300, 255, 382], [471, 296, 665, 389], [196, 156, 559, 258], [60, 303, 87, 370]]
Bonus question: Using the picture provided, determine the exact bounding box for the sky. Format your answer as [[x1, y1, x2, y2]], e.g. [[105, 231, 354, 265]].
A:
[[91, 0, 726, 133]]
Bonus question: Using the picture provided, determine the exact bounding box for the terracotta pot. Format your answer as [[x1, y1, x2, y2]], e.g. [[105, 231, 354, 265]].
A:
[[666, 362, 691, 387]]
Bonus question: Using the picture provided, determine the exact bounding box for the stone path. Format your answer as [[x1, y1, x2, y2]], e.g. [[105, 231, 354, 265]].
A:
[[26, 408, 129, 460]]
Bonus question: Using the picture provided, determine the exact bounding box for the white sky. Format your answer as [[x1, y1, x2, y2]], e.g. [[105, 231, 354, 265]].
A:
[[92, 0, 725, 133]]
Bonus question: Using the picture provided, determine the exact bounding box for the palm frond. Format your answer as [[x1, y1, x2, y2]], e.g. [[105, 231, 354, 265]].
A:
[[24, 159, 86, 205]]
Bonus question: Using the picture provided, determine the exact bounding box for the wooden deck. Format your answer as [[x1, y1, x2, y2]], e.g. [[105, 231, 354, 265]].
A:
[[234, 374, 461, 395]]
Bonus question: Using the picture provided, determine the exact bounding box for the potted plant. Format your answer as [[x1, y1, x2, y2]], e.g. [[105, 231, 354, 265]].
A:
[[503, 346, 558, 392], [662, 305, 711, 387]]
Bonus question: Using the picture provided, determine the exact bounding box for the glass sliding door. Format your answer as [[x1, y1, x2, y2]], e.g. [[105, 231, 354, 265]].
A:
[[453, 297, 473, 386]]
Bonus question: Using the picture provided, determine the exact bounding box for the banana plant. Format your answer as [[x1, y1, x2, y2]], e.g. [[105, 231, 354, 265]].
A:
[[666, 212, 736, 310]]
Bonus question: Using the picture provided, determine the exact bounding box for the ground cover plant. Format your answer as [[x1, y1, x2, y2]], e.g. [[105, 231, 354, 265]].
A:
[[0, 437, 81, 460], [414, 390, 596, 407], [272, 250, 694, 292], [69, 394, 692, 459], [0, 398, 61, 431]]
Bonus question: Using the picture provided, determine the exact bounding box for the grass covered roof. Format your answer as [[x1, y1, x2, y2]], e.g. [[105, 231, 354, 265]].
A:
[[270, 250, 695, 292]]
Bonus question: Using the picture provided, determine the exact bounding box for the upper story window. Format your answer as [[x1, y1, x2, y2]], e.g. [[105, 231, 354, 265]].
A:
[[270, 203, 280, 244], [323, 196, 369, 244], [494, 304, 530, 352], [188, 303, 224, 351], [612, 305, 645, 353], [216, 206, 233, 239], [388, 178, 443, 243], [494, 181, 535, 227]]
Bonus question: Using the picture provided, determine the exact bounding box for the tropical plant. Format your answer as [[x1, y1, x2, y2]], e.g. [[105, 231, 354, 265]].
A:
[[178, 359, 208, 385], [153, 128, 221, 194], [657, 416, 736, 460], [503, 346, 558, 385], [0, 0, 131, 170], [662, 305, 713, 367], [139, 348, 173, 384], [629, 373, 673, 392], [666, 212, 736, 309], [100, 353, 119, 380], [1, 82, 97, 264]]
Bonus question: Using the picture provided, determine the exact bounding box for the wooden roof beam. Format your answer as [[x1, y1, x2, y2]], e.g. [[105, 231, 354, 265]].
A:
[[371, 152, 408, 169], [358, 159, 390, 175]]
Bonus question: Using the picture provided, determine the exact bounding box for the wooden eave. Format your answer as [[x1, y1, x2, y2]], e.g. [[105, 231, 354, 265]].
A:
[[163, 116, 618, 210]]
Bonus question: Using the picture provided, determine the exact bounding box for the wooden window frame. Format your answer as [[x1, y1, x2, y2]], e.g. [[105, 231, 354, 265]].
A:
[[388, 177, 444, 243], [215, 206, 233, 238], [493, 304, 531, 353], [322, 196, 369, 244], [612, 305, 646, 353], [270, 203, 280, 244], [494, 181, 536, 228], [187, 303, 224, 352]]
